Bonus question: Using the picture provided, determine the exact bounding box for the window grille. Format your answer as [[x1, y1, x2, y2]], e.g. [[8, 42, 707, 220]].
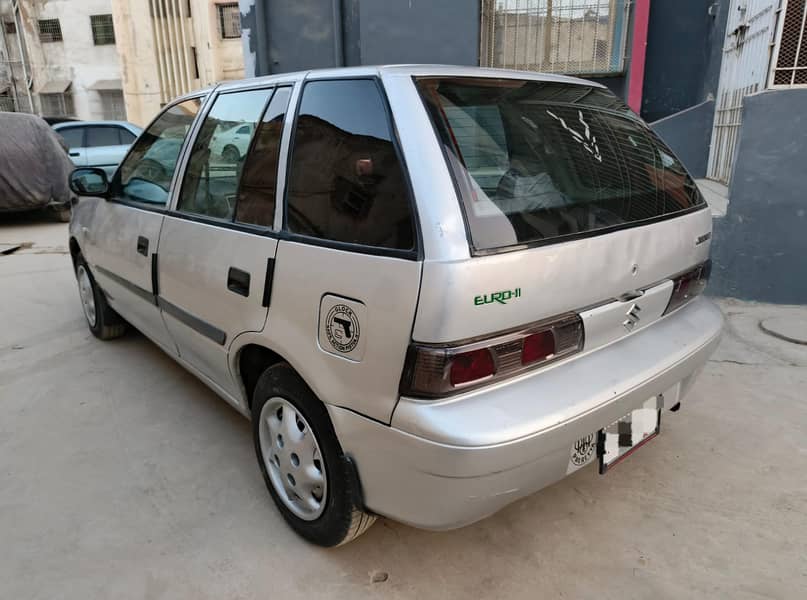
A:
[[91, 14, 116, 46], [38, 19, 63, 43], [100, 90, 126, 120], [3, 20, 15, 35], [480, 0, 629, 75], [40, 92, 74, 117], [771, 0, 807, 86], [217, 3, 241, 39]]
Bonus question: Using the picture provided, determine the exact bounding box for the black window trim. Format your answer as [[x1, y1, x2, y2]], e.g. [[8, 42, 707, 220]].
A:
[[280, 75, 423, 261], [412, 75, 707, 257], [159, 79, 297, 233], [108, 92, 210, 214]]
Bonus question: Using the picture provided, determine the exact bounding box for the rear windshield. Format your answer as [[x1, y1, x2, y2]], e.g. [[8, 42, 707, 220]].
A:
[[416, 77, 705, 252]]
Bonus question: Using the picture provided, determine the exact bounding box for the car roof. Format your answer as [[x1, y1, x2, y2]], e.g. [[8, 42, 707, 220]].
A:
[[214, 64, 604, 93], [53, 120, 142, 131]]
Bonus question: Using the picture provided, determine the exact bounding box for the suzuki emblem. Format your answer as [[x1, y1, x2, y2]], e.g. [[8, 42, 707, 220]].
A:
[[623, 303, 642, 331]]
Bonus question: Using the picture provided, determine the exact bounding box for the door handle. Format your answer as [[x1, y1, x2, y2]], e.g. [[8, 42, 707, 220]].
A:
[[136, 236, 149, 256], [227, 267, 250, 297], [69, 151, 80, 157]]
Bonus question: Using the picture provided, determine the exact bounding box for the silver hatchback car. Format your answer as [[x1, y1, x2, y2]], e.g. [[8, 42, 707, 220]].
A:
[[68, 66, 723, 546]]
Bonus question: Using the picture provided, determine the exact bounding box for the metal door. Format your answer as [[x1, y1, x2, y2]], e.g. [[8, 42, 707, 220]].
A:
[[707, 0, 781, 184]]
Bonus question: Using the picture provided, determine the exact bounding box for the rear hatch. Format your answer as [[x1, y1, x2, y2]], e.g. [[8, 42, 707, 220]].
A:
[[402, 77, 712, 397]]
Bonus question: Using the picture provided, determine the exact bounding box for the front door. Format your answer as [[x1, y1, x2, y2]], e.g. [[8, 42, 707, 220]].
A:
[[85, 97, 204, 353], [56, 125, 88, 168], [157, 86, 292, 398]]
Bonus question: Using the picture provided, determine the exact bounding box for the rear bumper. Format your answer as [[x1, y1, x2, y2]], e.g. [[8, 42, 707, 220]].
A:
[[328, 297, 723, 530]]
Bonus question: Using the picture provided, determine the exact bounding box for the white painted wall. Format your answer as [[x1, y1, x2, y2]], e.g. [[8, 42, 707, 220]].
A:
[[4, 0, 123, 120]]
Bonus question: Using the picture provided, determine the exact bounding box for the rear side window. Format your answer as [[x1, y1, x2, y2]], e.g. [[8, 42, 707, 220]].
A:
[[285, 79, 414, 251], [417, 78, 705, 251], [177, 88, 272, 220], [86, 126, 122, 147], [236, 86, 292, 227], [119, 129, 136, 145]]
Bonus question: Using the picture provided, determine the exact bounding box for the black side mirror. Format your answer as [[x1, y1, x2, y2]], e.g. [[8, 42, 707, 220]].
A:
[[69, 167, 110, 197]]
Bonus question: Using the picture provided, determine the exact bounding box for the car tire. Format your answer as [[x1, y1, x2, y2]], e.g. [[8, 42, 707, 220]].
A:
[[252, 363, 376, 546], [53, 205, 71, 223], [74, 254, 127, 340], [222, 145, 240, 163]]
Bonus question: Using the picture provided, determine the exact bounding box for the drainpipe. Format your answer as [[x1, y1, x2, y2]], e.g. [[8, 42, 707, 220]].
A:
[[254, 0, 270, 75], [332, 0, 344, 67], [627, 0, 650, 114], [11, 0, 33, 114], [0, 16, 20, 110]]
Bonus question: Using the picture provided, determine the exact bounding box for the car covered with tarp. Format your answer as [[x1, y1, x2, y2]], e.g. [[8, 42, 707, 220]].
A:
[[0, 112, 75, 220]]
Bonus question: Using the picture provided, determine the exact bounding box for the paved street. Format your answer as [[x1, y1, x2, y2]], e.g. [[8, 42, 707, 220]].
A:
[[2, 215, 806, 600]]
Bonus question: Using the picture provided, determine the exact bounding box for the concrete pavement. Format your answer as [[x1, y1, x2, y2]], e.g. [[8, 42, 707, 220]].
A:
[[1, 215, 806, 599]]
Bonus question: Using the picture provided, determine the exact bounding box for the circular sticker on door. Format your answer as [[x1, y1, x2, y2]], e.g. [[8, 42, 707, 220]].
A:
[[325, 304, 360, 354], [570, 433, 596, 467]]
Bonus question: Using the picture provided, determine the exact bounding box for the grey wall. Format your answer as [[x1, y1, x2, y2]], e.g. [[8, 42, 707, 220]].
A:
[[709, 89, 807, 303], [241, 0, 480, 76], [641, 0, 728, 122], [650, 99, 715, 178]]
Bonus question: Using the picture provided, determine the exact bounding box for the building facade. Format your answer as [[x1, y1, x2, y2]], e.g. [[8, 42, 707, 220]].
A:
[[110, 0, 246, 126], [0, 0, 125, 120]]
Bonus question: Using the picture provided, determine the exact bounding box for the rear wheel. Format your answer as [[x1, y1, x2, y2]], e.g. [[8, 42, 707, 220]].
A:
[[75, 254, 127, 340], [252, 363, 375, 546]]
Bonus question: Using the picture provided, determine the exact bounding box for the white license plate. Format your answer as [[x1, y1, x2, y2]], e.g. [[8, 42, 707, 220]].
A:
[[598, 396, 662, 474]]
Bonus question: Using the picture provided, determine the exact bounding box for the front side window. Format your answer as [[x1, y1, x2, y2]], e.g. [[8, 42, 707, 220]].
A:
[[285, 79, 415, 251], [58, 127, 84, 149], [417, 77, 705, 251], [113, 97, 202, 206], [236, 87, 292, 227], [177, 88, 272, 219]]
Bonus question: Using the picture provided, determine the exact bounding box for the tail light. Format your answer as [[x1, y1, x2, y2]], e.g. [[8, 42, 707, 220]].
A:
[[400, 313, 583, 398], [663, 260, 711, 315]]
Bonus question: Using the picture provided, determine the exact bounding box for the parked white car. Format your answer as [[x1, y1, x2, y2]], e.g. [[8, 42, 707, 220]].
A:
[[54, 121, 142, 178], [209, 122, 254, 162], [67, 66, 723, 546]]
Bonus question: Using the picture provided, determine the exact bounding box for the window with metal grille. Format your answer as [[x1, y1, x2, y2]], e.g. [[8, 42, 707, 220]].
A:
[[771, 0, 807, 86], [3, 20, 15, 34], [91, 14, 116, 45], [100, 90, 126, 120], [40, 92, 74, 116], [38, 19, 63, 43], [480, 0, 630, 75], [217, 3, 241, 39]]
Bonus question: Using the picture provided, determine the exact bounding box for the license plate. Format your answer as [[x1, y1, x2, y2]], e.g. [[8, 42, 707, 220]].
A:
[[598, 396, 662, 474]]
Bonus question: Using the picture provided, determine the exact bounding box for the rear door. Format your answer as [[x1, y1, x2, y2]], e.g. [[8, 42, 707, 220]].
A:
[[85, 97, 204, 353], [268, 78, 422, 423], [156, 85, 290, 398], [85, 125, 132, 177]]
